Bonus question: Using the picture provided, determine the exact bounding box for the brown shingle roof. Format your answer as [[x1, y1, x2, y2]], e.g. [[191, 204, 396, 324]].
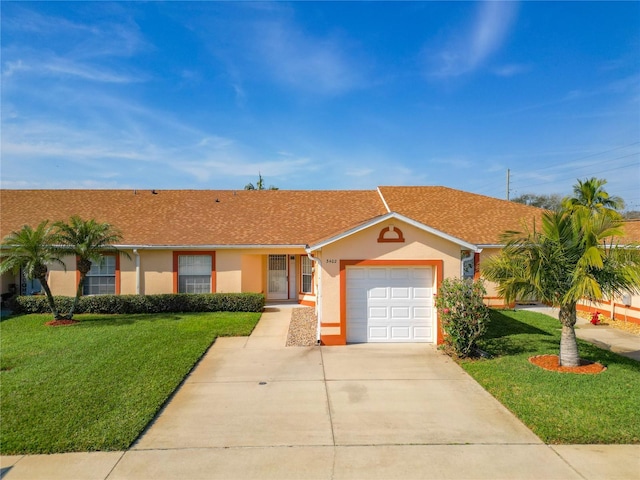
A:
[[620, 220, 640, 245], [0, 189, 386, 246], [378, 186, 545, 244]]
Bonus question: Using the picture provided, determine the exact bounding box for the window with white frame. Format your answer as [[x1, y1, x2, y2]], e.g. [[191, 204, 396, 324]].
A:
[[178, 255, 212, 293], [301, 256, 313, 294], [83, 255, 116, 295]]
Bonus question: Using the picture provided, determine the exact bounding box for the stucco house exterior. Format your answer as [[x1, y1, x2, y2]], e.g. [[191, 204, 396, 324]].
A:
[[2, 187, 639, 344]]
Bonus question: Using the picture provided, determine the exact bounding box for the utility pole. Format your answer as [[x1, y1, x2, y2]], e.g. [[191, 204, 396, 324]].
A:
[[506, 169, 510, 201]]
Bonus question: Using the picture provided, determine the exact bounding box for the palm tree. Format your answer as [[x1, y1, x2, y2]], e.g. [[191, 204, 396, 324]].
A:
[[0, 221, 66, 319], [563, 177, 624, 216], [482, 205, 640, 367], [54, 216, 127, 319]]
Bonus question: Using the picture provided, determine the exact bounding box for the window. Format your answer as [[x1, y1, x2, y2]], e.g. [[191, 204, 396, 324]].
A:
[[83, 255, 116, 295], [178, 255, 212, 293], [301, 256, 313, 293]]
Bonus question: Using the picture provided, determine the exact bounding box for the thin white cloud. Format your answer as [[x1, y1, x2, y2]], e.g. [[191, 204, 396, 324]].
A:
[[254, 19, 362, 94], [346, 168, 374, 177], [200, 4, 368, 96], [426, 1, 519, 78], [493, 63, 531, 77], [178, 155, 312, 183]]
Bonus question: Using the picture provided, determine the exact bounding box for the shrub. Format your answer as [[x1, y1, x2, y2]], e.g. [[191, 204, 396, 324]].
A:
[[435, 278, 489, 358], [9, 293, 265, 315]]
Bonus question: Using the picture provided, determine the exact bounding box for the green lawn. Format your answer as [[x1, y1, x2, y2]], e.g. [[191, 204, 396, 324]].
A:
[[461, 309, 640, 444], [0, 311, 260, 454]]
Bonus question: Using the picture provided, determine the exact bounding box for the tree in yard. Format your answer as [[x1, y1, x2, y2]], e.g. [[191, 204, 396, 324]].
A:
[[54, 216, 127, 319], [0, 221, 66, 319], [512, 193, 563, 211], [563, 177, 624, 216], [482, 180, 640, 367]]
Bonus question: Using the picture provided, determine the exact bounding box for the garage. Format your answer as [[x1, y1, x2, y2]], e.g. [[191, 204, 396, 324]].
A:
[[346, 266, 434, 343]]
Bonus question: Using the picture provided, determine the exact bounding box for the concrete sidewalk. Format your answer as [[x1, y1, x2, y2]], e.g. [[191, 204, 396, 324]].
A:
[[2, 305, 639, 479]]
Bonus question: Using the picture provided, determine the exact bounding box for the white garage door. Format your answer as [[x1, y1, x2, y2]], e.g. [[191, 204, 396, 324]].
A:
[[346, 266, 434, 343]]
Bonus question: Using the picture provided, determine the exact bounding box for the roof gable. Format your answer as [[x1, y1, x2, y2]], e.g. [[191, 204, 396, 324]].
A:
[[307, 212, 480, 252], [378, 186, 545, 245]]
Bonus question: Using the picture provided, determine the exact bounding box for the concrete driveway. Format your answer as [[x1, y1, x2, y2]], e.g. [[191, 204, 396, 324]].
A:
[[3, 307, 638, 479], [108, 309, 580, 479]]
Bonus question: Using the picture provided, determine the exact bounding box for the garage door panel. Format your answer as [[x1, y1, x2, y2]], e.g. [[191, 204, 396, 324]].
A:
[[390, 287, 410, 299], [390, 326, 410, 339], [369, 287, 388, 299], [347, 268, 366, 280], [367, 268, 388, 280], [346, 266, 435, 343], [412, 307, 432, 320], [390, 268, 410, 279], [369, 306, 388, 319], [390, 306, 410, 319], [412, 268, 432, 280], [413, 326, 432, 339], [413, 287, 432, 299]]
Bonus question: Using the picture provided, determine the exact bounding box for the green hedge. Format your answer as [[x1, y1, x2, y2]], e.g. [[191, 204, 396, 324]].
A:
[[9, 293, 265, 315]]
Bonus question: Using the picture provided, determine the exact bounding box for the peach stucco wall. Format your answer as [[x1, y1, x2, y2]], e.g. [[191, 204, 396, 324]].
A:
[[241, 254, 263, 293], [139, 250, 173, 294], [217, 250, 242, 293], [120, 252, 136, 295], [48, 255, 77, 297], [315, 220, 462, 341]]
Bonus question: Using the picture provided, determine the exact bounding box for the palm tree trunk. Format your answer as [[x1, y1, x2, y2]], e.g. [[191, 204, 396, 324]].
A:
[[558, 303, 580, 367], [38, 277, 61, 319], [66, 273, 85, 319]]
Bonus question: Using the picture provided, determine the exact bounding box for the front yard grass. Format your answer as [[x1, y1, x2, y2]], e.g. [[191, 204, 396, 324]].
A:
[[0, 311, 260, 454], [461, 309, 640, 444]]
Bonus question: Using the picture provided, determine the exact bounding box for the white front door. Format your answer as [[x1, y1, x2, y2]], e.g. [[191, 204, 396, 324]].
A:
[[268, 254, 288, 300]]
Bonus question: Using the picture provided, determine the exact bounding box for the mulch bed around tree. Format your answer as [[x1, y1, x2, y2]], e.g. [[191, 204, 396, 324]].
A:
[[45, 319, 79, 327], [529, 354, 606, 374]]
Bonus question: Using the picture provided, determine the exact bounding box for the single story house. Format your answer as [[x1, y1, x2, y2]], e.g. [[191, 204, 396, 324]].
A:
[[1, 187, 638, 344]]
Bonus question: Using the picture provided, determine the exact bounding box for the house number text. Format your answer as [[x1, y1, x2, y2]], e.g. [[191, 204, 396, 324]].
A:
[[325, 259, 337, 264]]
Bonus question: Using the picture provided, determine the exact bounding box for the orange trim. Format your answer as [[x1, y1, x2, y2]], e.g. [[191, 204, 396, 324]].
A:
[[577, 302, 640, 325], [172, 251, 217, 293], [614, 303, 640, 313], [334, 259, 444, 346], [320, 335, 344, 346], [473, 252, 481, 281], [377, 226, 405, 243], [299, 299, 316, 307], [320, 322, 341, 327], [115, 254, 121, 295]]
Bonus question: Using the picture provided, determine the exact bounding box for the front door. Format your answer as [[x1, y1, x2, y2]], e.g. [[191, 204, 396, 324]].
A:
[[267, 254, 288, 300]]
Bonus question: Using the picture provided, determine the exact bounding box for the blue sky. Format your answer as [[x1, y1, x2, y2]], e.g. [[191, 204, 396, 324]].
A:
[[2, 1, 639, 209]]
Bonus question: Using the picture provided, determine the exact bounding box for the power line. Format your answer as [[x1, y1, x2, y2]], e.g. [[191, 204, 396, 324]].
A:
[[513, 159, 639, 191], [516, 141, 640, 174]]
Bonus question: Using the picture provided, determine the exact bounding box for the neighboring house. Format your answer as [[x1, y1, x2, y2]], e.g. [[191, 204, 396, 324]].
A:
[[1, 187, 638, 344]]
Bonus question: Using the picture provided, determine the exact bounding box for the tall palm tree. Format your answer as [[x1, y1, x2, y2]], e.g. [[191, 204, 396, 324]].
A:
[[482, 207, 640, 367], [563, 177, 624, 217], [54, 216, 127, 319], [0, 222, 66, 319]]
